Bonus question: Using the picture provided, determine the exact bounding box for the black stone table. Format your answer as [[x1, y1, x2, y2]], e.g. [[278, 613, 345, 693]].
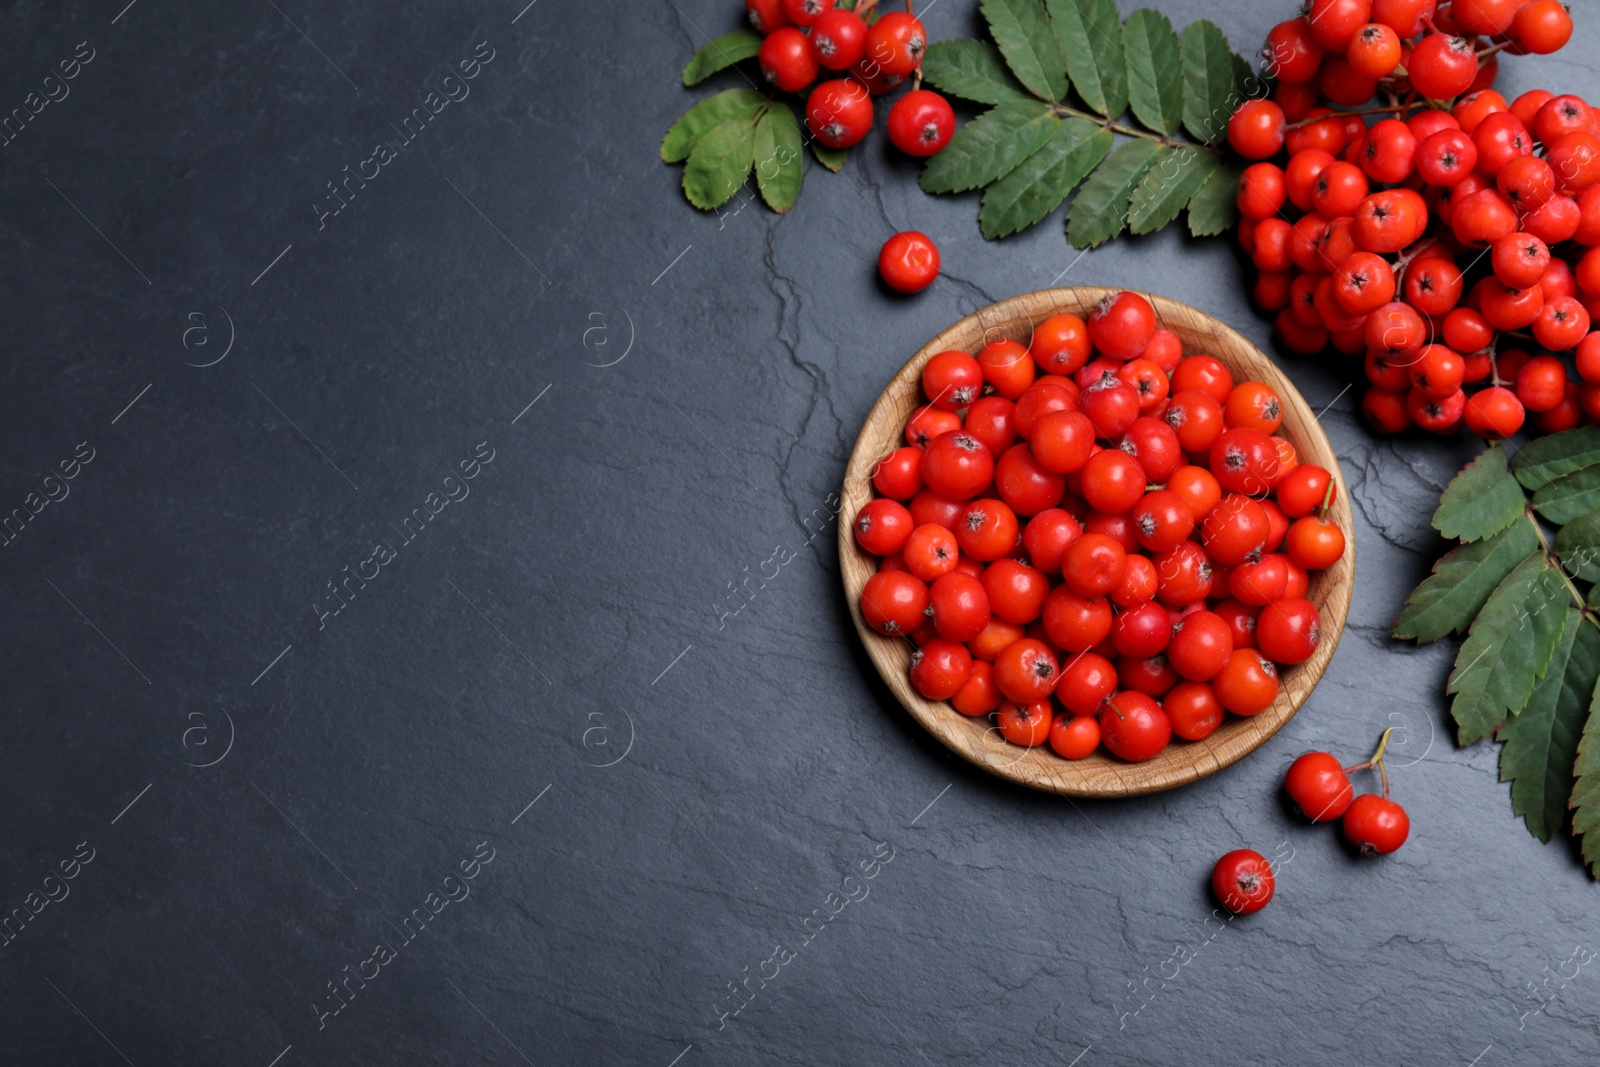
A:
[[3, 1, 1597, 1063]]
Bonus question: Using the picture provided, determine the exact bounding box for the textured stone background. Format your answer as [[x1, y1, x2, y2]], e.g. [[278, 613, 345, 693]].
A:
[[3, 0, 1598, 1063]]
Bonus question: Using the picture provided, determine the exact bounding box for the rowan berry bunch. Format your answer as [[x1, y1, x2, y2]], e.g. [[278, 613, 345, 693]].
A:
[[854, 291, 1349, 765], [746, 0, 953, 158], [1284, 728, 1411, 854], [1224, 0, 1598, 440]]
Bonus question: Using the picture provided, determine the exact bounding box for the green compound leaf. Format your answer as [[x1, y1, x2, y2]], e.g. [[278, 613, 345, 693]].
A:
[[1500, 609, 1600, 843], [920, 101, 1059, 195], [1568, 673, 1600, 877], [1066, 138, 1163, 249], [978, 117, 1111, 239], [753, 103, 803, 213], [920, 39, 1034, 105], [1186, 161, 1242, 237], [1555, 509, 1600, 583], [811, 142, 848, 172], [1448, 554, 1570, 745], [1512, 425, 1600, 491], [1046, 0, 1127, 118], [1392, 520, 1540, 643], [1181, 19, 1239, 145], [682, 29, 762, 86], [1127, 146, 1221, 235], [1534, 465, 1600, 526], [683, 117, 756, 210], [662, 88, 765, 163], [1122, 9, 1184, 134], [1433, 444, 1528, 542], [981, 0, 1068, 102]]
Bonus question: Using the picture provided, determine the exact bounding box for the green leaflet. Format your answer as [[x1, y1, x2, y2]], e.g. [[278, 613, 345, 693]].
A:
[[683, 117, 756, 211], [978, 118, 1112, 239], [980, 0, 1068, 102], [1448, 554, 1570, 745], [1512, 425, 1600, 491], [753, 103, 802, 213], [681, 29, 762, 86], [1127, 147, 1221, 235], [1500, 609, 1600, 843], [1569, 667, 1600, 877], [1533, 465, 1600, 526], [1122, 10, 1184, 134], [1555, 509, 1600, 583], [1066, 139, 1163, 249], [1046, 0, 1127, 118], [1432, 444, 1528, 542], [1181, 20, 1238, 145], [920, 101, 1059, 195], [1392, 520, 1540, 643], [920, 39, 1034, 105], [662, 88, 765, 163], [1186, 162, 1242, 237], [811, 142, 848, 172]]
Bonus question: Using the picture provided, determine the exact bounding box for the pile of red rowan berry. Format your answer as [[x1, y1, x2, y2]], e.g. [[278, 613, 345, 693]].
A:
[[1222, 0, 1597, 439], [747, 0, 950, 294], [853, 291, 1349, 764]]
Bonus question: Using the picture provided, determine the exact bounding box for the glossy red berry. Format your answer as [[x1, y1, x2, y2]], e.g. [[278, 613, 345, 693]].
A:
[[805, 78, 872, 148], [878, 231, 940, 294], [1284, 751, 1354, 821], [863, 11, 925, 77], [887, 89, 955, 156], [758, 27, 819, 92], [810, 9, 867, 69], [1211, 849, 1275, 914], [1408, 33, 1479, 101], [1228, 100, 1287, 159], [1342, 794, 1410, 854], [1087, 291, 1158, 360]]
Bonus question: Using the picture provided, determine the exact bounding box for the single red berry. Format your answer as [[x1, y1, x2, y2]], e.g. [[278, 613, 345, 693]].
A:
[[805, 78, 872, 148], [1342, 794, 1410, 854], [758, 27, 820, 92], [1211, 849, 1275, 914], [863, 11, 925, 77], [1099, 691, 1172, 762], [779, 0, 833, 28], [907, 638, 972, 701], [1408, 33, 1479, 101], [878, 231, 940, 294], [745, 0, 792, 35], [1087, 291, 1158, 360], [887, 89, 956, 157], [1285, 751, 1354, 821], [809, 9, 867, 70], [1228, 100, 1287, 159]]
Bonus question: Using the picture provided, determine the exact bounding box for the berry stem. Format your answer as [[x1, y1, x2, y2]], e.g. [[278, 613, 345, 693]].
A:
[[1316, 477, 1336, 521], [1477, 40, 1514, 59], [1344, 727, 1395, 777], [1284, 103, 1414, 130]]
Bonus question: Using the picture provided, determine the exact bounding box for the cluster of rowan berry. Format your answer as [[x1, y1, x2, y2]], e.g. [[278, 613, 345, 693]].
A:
[[853, 291, 1349, 765], [1214, 731, 1409, 914], [1223, 0, 1597, 438], [747, 0, 953, 158], [747, 1, 950, 292]]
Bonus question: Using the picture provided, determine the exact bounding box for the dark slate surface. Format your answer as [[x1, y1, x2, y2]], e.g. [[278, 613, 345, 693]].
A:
[[3, 0, 1599, 1063]]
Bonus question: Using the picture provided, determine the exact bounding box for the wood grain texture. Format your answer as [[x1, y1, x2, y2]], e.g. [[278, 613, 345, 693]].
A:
[[838, 288, 1355, 798]]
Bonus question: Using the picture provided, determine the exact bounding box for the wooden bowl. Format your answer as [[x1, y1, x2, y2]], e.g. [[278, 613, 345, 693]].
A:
[[839, 288, 1354, 798]]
